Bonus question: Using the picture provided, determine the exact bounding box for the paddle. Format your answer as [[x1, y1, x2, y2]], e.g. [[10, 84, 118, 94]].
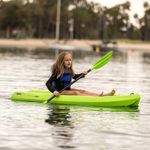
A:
[[45, 51, 113, 103]]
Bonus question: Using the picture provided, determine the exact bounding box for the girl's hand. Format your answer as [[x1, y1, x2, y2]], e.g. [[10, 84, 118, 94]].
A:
[[82, 70, 88, 75], [53, 91, 60, 96]]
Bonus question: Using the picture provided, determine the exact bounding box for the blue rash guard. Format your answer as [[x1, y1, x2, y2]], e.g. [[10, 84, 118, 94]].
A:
[[46, 69, 83, 93]]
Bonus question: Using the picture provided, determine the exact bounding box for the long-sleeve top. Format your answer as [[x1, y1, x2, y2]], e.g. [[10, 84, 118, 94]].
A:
[[46, 69, 83, 93]]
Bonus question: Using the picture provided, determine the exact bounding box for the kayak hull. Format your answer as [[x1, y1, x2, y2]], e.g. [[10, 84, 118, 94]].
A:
[[10, 90, 140, 107]]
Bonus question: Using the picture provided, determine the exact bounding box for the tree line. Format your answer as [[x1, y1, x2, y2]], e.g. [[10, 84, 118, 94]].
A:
[[0, 0, 149, 41]]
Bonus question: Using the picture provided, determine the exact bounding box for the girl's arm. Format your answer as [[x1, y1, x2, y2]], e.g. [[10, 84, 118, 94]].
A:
[[46, 71, 57, 93], [73, 70, 88, 80], [73, 73, 83, 80]]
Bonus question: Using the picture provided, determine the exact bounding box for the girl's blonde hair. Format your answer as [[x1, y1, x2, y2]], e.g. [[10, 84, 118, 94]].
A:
[[52, 51, 75, 78]]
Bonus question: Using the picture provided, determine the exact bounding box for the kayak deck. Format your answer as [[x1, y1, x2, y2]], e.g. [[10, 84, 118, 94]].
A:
[[10, 90, 140, 107]]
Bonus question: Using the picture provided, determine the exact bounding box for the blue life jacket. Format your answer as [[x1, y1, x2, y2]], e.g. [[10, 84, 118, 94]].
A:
[[60, 70, 72, 88]]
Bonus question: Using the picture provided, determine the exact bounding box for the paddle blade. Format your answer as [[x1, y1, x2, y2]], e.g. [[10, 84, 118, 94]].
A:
[[91, 51, 113, 70]]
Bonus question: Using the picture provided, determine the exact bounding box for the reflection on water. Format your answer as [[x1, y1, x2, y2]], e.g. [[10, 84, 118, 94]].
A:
[[142, 52, 150, 64], [45, 105, 139, 128], [45, 105, 72, 126], [0, 49, 150, 150], [45, 104, 140, 149], [45, 105, 76, 149]]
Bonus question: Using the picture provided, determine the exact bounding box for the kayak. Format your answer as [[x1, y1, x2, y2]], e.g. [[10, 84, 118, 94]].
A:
[[10, 90, 140, 107]]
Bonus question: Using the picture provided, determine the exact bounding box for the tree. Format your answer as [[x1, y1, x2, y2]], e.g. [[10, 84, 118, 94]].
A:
[[103, 1, 130, 39], [138, 2, 150, 40], [0, 0, 27, 38]]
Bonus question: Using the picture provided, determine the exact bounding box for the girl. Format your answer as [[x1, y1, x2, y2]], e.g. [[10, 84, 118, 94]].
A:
[[46, 52, 115, 96]]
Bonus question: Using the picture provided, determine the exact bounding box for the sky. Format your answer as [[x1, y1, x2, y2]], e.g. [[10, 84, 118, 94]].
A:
[[88, 0, 149, 26]]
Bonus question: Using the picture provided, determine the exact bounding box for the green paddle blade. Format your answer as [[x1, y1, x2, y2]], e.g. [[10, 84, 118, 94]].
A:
[[91, 51, 113, 70]]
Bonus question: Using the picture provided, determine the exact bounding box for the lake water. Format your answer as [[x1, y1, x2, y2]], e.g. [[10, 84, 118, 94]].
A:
[[0, 50, 150, 150]]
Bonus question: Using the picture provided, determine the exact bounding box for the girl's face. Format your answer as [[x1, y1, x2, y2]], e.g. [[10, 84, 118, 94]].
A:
[[64, 54, 72, 69]]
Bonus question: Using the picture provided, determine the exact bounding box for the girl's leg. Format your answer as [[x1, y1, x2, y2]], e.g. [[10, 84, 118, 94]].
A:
[[100, 89, 116, 96], [61, 89, 116, 96], [71, 89, 99, 96], [72, 88, 116, 96], [61, 90, 88, 96]]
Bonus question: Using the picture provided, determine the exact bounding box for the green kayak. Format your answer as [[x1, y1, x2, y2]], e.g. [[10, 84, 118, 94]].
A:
[[10, 90, 140, 107]]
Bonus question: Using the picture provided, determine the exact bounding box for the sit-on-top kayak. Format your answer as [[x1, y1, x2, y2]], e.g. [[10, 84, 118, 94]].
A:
[[10, 90, 140, 107]]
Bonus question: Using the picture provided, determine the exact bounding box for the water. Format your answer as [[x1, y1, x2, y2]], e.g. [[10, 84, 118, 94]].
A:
[[0, 50, 150, 150]]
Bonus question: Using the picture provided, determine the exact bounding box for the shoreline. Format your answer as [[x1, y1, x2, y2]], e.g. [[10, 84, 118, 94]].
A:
[[0, 39, 149, 53]]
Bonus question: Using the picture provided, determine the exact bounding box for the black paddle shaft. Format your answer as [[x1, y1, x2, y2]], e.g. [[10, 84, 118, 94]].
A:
[[47, 69, 91, 103]]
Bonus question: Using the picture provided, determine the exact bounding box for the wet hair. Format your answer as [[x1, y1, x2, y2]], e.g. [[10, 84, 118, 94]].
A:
[[52, 51, 75, 78]]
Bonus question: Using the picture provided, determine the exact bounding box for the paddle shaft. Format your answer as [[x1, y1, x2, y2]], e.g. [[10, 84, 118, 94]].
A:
[[47, 69, 91, 102]]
